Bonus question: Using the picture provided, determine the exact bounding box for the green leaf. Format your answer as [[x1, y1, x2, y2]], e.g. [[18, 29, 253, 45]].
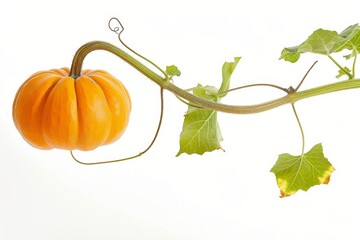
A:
[[280, 28, 348, 62], [297, 29, 347, 55], [176, 84, 223, 156], [339, 24, 359, 38], [279, 46, 301, 63], [280, 24, 360, 64], [339, 24, 360, 58], [270, 143, 335, 197], [177, 57, 240, 156], [166, 65, 181, 77], [219, 57, 241, 97]]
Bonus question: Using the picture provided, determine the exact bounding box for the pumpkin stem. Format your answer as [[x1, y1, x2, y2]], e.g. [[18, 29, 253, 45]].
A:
[[70, 18, 168, 81], [70, 88, 165, 165]]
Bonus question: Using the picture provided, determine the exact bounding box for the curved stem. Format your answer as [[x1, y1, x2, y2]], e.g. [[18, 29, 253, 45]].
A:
[[70, 87, 165, 165], [353, 53, 357, 78], [291, 104, 305, 155], [294, 61, 318, 92], [70, 41, 360, 114], [219, 83, 290, 95]]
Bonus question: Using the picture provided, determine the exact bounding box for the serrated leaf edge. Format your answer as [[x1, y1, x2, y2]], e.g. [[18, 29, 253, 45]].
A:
[[271, 143, 335, 198]]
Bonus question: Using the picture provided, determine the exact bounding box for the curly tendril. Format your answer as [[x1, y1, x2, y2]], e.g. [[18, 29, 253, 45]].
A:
[[107, 17, 168, 80], [108, 17, 125, 38]]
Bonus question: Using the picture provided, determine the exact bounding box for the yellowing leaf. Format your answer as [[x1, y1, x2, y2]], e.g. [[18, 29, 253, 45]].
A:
[[270, 143, 335, 197]]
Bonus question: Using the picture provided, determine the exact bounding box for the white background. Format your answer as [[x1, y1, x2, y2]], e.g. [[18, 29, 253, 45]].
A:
[[1, 0, 360, 239]]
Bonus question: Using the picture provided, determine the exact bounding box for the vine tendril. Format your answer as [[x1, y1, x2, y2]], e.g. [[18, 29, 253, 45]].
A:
[[108, 17, 168, 80], [108, 17, 125, 36], [177, 61, 319, 111], [70, 88, 165, 165], [292, 61, 318, 93]]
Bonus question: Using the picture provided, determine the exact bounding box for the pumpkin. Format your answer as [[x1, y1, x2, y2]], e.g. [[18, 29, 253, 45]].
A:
[[13, 68, 131, 151]]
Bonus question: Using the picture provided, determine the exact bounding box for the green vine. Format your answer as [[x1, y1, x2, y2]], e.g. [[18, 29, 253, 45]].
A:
[[69, 40, 360, 114], [56, 19, 360, 196]]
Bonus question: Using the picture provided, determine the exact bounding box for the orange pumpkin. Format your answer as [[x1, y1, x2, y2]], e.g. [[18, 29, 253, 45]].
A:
[[13, 68, 131, 151]]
